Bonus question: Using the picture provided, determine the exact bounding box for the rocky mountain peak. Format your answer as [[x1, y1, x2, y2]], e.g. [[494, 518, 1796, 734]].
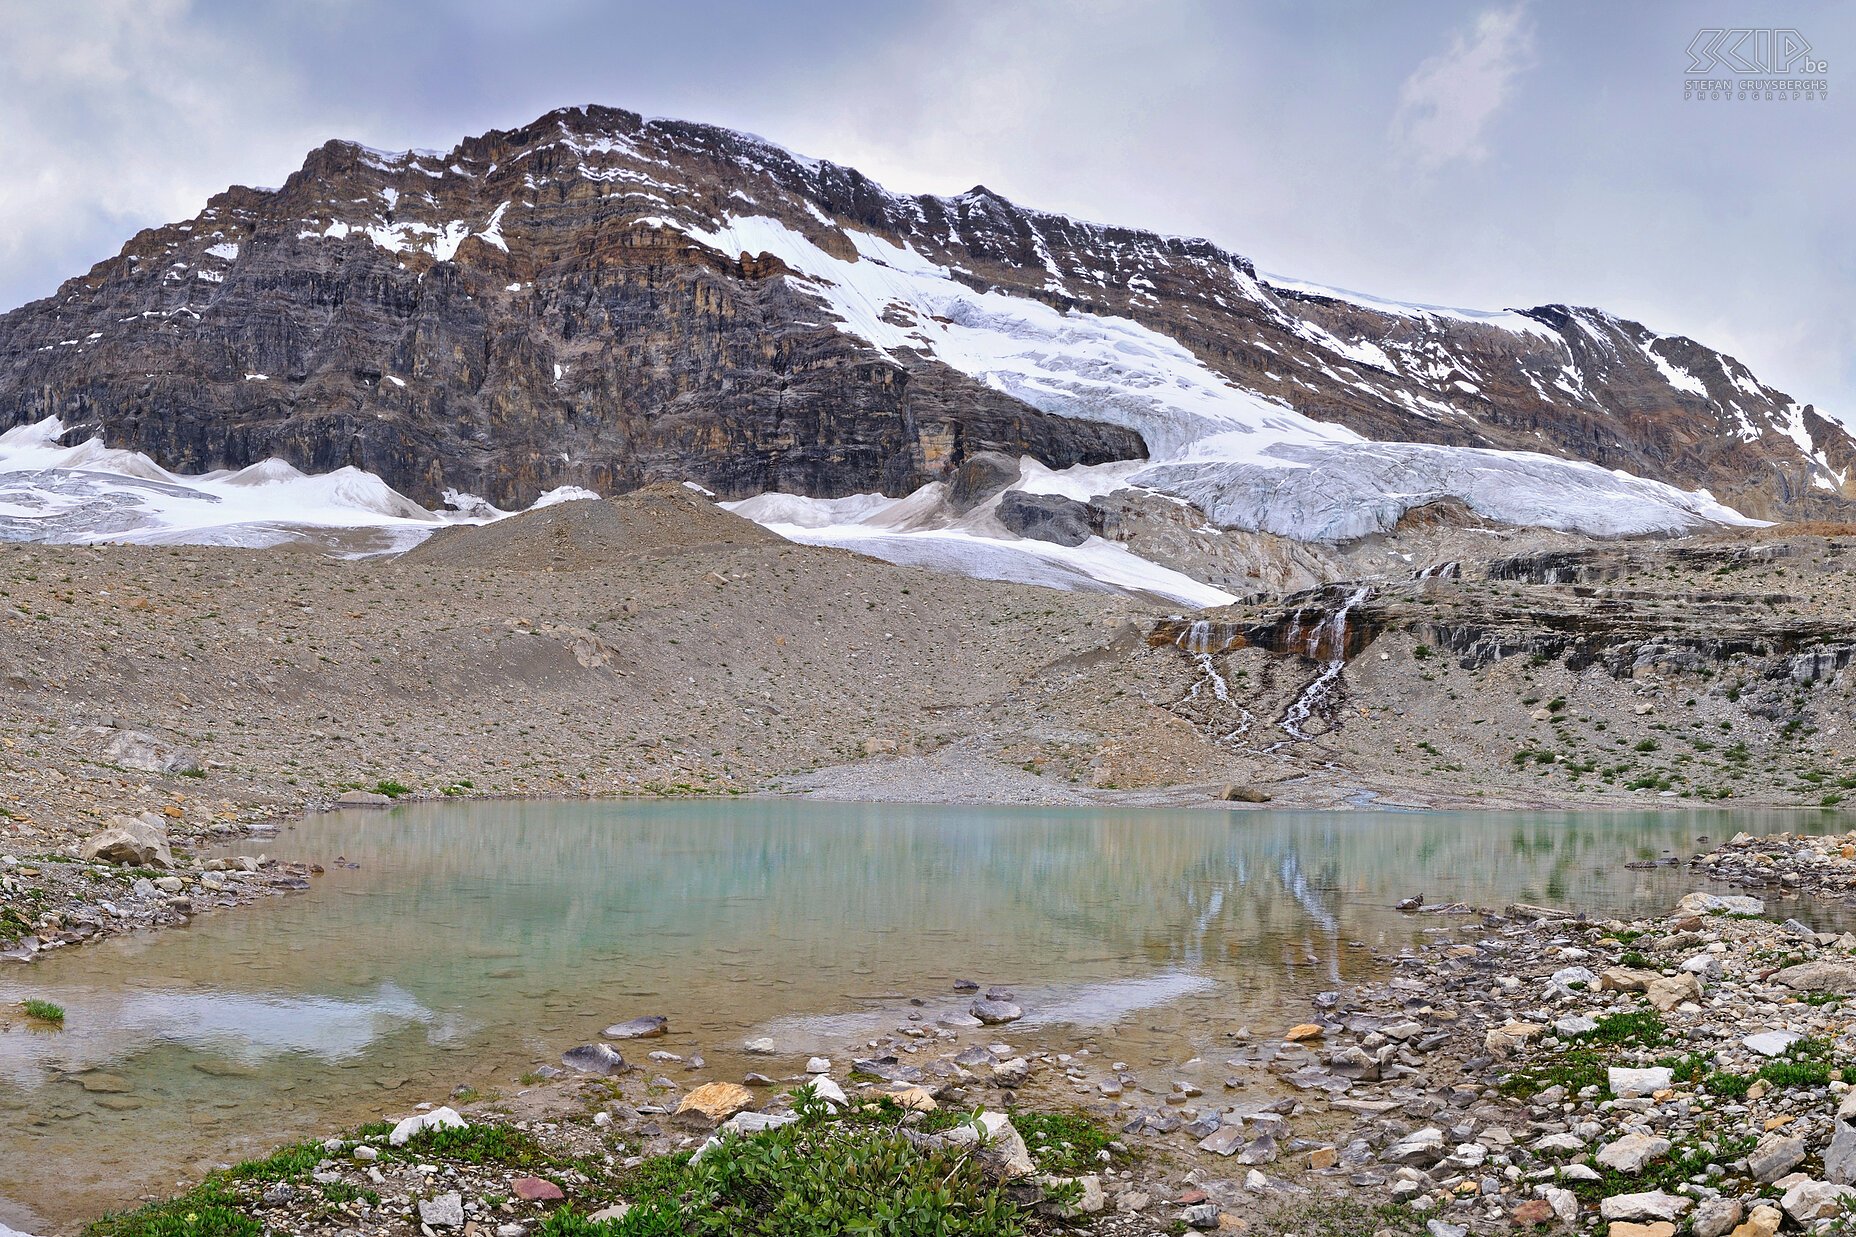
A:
[[0, 103, 1848, 528]]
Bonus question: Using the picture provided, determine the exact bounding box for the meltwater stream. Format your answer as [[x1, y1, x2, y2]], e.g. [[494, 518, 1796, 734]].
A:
[[0, 800, 1847, 1230]]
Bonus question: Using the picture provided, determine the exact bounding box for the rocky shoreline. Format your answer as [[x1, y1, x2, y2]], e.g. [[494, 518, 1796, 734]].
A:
[[25, 827, 1856, 1236], [0, 806, 312, 963]]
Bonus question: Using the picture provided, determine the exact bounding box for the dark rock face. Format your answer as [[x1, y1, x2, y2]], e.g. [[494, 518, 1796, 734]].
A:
[[0, 102, 1849, 520], [997, 491, 1092, 547], [947, 451, 1021, 513]]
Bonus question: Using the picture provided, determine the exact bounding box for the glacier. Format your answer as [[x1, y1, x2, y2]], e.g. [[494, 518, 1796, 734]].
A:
[[679, 213, 1765, 549]]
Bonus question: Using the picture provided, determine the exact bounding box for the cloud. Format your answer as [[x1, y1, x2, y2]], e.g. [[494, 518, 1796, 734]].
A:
[[1391, 5, 1536, 169]]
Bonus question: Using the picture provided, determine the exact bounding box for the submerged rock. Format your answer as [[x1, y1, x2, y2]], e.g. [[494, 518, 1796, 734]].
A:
[[562, 1044, 627, 1076], [970, 998, 1023, 1025]]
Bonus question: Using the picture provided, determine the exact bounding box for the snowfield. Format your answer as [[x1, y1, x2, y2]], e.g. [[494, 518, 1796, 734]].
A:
[[0, 419, 584, 555]]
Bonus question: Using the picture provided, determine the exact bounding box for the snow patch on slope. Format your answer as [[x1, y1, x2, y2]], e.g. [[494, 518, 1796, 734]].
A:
[[726, 489, 1237, 609], [0, 419, 582, 555], [1257, 270, 1557, 339]]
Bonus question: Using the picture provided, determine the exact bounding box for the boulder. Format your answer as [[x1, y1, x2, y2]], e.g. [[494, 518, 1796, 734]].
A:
[[1219, 784, 1272, 803], [101, 729, 202, 775], [886, 1086, 939, 1112], [1773, 960, 1856, 993], [79, 815, 173, 868], [947, 452, 1021, 512], [1201, 1126, 1251, 1157], [721, 1111, 798, 1135], [603, 1016, 667, 1040], [1485, 1023, 1543, 1055], [674, 1082, 757, 1126], [512, 1177, 564, 1202], [1681, 953, 1724, 980], [996, 491, 1092, 547], [1607, 1225, 1675, 1237], [1538, 1186, 1578, 1226], [335, 790, 392, 807]]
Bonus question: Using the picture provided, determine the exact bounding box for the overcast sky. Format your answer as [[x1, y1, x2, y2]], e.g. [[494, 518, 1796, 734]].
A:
[[2, 0, 1849, 419]]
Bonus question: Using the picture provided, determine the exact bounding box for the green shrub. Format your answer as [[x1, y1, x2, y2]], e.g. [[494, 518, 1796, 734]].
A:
[[1585, 1009, 1666, 1046], [86, 1184, 261, 1237], [1703, 1072, 1751, 1097], [21, 998, 63, 1024], [1757, 1058, 1831, 1088], [1010, 1111, 1116, 1176], [371, 779, 413, 798]]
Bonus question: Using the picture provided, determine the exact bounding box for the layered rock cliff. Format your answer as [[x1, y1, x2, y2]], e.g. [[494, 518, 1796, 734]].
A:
[[0, 103, 1849, 521]]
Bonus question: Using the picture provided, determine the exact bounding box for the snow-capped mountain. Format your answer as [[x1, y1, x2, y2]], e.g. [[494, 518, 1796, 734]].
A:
[[0, 103, 1848, 553]]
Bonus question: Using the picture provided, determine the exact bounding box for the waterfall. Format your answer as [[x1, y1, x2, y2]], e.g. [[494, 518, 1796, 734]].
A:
[[1178, 624, 1253, 742], [1278, 585, 1370, 740]]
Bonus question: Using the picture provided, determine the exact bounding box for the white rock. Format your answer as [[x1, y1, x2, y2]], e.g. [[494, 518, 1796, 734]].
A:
[[1674, 891, 1764, 915], [1743, 1030, 1803, 1057], [805, 1057, 831, 1074], [1539, 1185, 1579, 1226], [721, 1110, 798, 1135], [1781, 1179, 1856, 1222], [1607, 1066, 1672, 1097], [743, 1037, 777, 1054], [389, 1106, 466, 1147], [1599, 1189, 1689, 1222], [976, 1111, 1035, 1179], [1596, 1133, 1672, 1174], [417, 1192, 465, 1229], [1681, 954, 1724, 980], [1381, 1127, 1446, 1164]]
